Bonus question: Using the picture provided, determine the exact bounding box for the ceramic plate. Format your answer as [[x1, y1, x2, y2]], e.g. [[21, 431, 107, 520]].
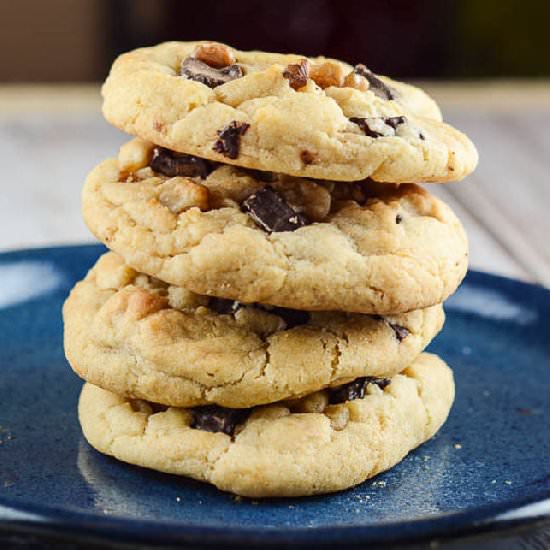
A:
[[0, 245, 549, 548]]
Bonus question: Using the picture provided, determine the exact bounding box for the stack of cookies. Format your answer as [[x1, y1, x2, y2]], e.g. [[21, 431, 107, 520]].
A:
[[63, 41, 477, 498]]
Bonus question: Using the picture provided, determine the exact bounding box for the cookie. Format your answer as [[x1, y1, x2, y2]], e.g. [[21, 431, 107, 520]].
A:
[[79, 353, 454, 497], [82, 147, 468, 313], [63, 252, 444, 408], [101, 41, 477, 183]]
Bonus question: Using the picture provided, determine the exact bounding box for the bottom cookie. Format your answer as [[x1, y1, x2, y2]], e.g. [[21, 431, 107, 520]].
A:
[[79, 353, 454, 498]]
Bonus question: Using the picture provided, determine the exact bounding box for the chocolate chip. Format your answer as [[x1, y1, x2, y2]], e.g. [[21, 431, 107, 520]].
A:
[[350, 116, 407, 138], [395, 214, 403, 224], [150, 147, 213, 179], [349, 117, 385, 138], [353, 64, 397, 100], [373, 315, 410, 342], [259, 305, 310, 329], [419, 131, 426, 141], [384, 116, 407, 130], [329, 377, 391, 404], [283, 59, 310, 90], [208, 297, 241, 315], [300, 150, 316, 165], [242, 187, 309, 233], [190, 406, 250, 436], [388, 322, 410, 342], [181, 57, 243, 88], [212, 121, 250, 160]]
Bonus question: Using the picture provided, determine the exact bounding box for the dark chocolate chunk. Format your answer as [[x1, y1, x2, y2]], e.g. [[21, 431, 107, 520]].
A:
[[283, 59, 310, 90], [350, 116, 407, 138], [259, 305, 311, 329], [150, 147, 213, 179], [384, 116, 407, 130], [354, 64, 397, 100], [349, 117, 384, 138], [388, 322, 410, 342], [208, 297, 241, 315], [213, 121, 250, 159], [181, 57, 243, 88], [242, 186, 309, 233], [373, 315, 410, 342], [191, 405, 251, 436], [329, 377, 391, 404], [395, 214, 403, 224]]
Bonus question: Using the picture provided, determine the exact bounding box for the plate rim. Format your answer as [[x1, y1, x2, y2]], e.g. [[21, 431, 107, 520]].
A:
[[1, 491, 549, 547]]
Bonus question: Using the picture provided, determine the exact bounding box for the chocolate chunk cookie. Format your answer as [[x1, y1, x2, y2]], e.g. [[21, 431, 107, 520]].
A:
[[101, 41, 477, 183], [82, 144, 468, 313], [63, 252, 444, 408], [78, 353, 455, 497]]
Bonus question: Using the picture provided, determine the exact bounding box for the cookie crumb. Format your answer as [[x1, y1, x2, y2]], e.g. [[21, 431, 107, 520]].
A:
[[453, 443, 462, 450], [371, 480, 386, 488]]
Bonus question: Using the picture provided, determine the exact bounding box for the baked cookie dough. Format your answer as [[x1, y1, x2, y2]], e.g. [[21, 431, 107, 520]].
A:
[[82, 144, 468, 313], [79, 353, 454, 497], [101, 41, 477, 183], [63, 252, 444, 408]]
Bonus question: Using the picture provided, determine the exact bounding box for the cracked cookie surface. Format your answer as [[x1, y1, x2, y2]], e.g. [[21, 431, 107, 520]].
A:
[[78, 353, 454, 497], [82, 149, 468, 313], [101, 41, 477, 183], [63, 252, 444, 408]]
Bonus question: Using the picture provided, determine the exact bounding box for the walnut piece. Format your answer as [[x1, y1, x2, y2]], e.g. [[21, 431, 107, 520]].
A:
[[343, 71, 370, 92], [234, 306, 285, 336], [290, 390, 329, 413], [118, 138, 155, 173], [325, 405, 350, 430], [310, 61, 345, 89], [159, 178, 209, 214], [126, 289, 168, 320], [167, 286, 208, 311], [274, 179, 331, 222], [283, 59, 310, 90], [194, 42, 236, 68]]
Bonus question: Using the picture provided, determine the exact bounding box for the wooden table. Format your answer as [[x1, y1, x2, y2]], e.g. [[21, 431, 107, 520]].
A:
[[1, 82, 549, 285]]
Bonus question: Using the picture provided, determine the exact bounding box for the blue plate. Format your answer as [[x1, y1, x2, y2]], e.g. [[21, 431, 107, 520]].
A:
[[0, 244, 549, 548]]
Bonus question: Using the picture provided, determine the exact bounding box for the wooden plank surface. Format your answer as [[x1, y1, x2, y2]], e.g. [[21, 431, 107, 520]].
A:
[[1, 82, 549, 285]]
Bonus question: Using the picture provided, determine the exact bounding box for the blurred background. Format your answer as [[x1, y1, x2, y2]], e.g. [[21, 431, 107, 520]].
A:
[[2, 0, 550, 81], [0, 0, 549, 284]]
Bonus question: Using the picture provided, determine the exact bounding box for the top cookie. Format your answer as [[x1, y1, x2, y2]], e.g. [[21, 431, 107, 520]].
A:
[[101, 41, 477, 183]]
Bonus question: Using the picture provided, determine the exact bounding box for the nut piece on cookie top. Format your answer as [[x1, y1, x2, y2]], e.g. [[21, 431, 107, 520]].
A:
[[101, 41, 478, 183]]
